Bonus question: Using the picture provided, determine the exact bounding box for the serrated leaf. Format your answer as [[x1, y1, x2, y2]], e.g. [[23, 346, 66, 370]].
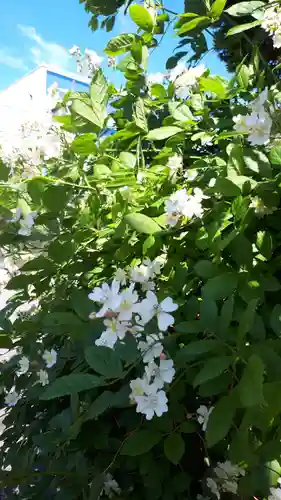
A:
[[124, 213, 161, 234], [121, 430, 162, 456], [40, 374, 104, 400], [227, 19, 262, 36], [238, 355, 265, 407], [85, 346, 124, 378], [164, 433, 185, 464], [146, 126, 182, 141], [129, 4, 154, 31], [193, 356, 232, 387], [206, 395, 236, 446], [105, 34, 135, 56]]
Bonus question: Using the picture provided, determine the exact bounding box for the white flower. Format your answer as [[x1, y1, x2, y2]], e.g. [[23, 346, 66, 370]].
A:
[[8, 207, 22, 223], [85, 48, 103, 68], [141, 281, 155, 292], [116, 283, 139, 321], [130, 264, 151, 283], [42, 349, 57, 368], [16, 356, 29, 376], [251, 87, 268, 113], [114, 268, 127, 286], [206, 478, 220, 499], [95, 317, 129, 349], [173, 64, 206, 99], [138, 333, 163, 363], [167, 154, 183, 177], [250, 196, 275, 217], [136, 291, 178, 331], [197, 405, 213, 432], [37, 369, 49, 386], [262, 2, 281, 48], [233, 105, 272, 146], [221, 480, 238, 495], [69, 45, 81, 56], [130, 377, 157, 401], [145, 359, 175, 388], [214, 461, 245, 479], [184, 169, 198, 181], [101, 473, 121, 498], [88, 280, 122, 318], [269, 485, 281, 500], [169, 62, 186, 82], [18, 212, 37, 236], [5, 389, 19, 407], [165, 188, 189, 226], [147, 72, 165, 86], [233, 113, 249, 134], [135, 389, 168, 420]]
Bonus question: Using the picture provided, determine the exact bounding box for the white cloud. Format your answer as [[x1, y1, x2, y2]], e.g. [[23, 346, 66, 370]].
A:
[[0, 48, 28, 70], [18, 24, 73, 72]]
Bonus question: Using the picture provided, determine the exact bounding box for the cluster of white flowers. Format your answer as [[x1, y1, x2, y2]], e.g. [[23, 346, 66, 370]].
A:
[[269, 478, 281, 500], [197, 405, 213, 431], [206, 461, 245, 499], [262, 0, 281, 49], [8, 208, 37, 237], [233, 88, 272, 145], [88, 258, 177, 419], [0, 90, 64, 172], [4, 349, 57, 407], [169, 62, 206, 99], [69, 45, 103, 78], [165, 187, 206, 226]]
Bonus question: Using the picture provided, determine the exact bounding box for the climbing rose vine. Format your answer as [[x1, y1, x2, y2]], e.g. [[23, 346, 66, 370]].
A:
[[1, 0, 281, 499]]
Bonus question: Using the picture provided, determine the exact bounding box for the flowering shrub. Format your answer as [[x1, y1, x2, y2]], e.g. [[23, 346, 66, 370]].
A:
[[1, 1, 281, 499]]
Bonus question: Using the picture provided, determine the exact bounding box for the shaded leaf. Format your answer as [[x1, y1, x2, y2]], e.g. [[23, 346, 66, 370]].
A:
[[40, 374, 104, 400], [164, 433, 185, 464]]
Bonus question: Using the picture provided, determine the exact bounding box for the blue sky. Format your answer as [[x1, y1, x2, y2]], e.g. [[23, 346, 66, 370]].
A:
[[0, 0, 228, 91]]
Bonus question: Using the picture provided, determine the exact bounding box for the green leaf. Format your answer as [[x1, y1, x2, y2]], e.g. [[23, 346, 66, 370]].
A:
[[150, 84, 167, 99], [244, 149, 272, 178], [218, 296, 234, 335], [200, 77, 227, 98], [71, 134, 97, 155], [206, 395, 236, 446], [210, 0, 227, 18], [0, 334, 13, 349], [105, 34, 135, 56], [270, 305, 281, 336], [119, 152, 136, 169], [180, 421, 197, 433], [20, 256, 55, 272], [214, 177, 241, 197], [194, 260, 217, 278], [164, 433, 185, 464], [72, 99, 105, 130], [203, 273, 238, 300], [43, 185, 68, 212], [134, 98, 148, 132], [237, 298, 259, 347], [0, 160, 9, 181], [168, 102, 194, 122], [121, 430, 162, 456], [226, 19, 262, 36], [90, 69, 108, 106], [178, 340, 221, 361], [146, 126, 182, 141], [226, 1, 265, 17], [238, 355, 265, 407], [93, 164, 112, 179], [193, 356, 232, 387], [84, 391, 113, 420], [269, 146, 281, 165], [85, 346, 124, 378], [199, 298, 218, 330], [129, 4, 154, 31], [124, 213, 161, 234], [40, 374, 104, 400], [177, 16, 210, 35]]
